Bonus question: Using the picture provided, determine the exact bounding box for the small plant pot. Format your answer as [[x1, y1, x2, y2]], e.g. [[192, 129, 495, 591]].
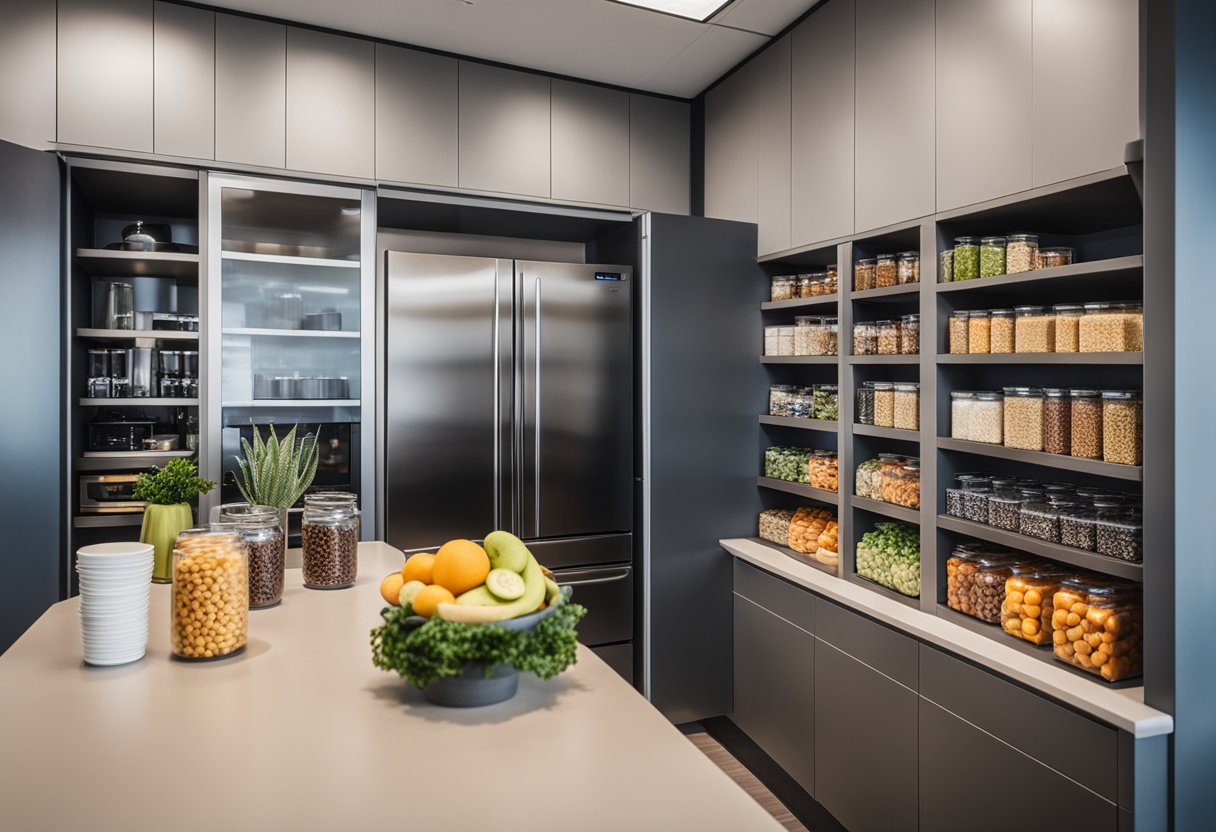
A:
[[141, 503, 194, 583]]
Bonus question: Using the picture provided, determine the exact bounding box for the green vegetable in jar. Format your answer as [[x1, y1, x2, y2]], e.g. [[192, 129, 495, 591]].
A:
[[855, 522, 920, 597], [979, 237, 1007, 279], [764, 446, 813, 484], [813, 387, 839, 421], [953, 240, 979, 281]]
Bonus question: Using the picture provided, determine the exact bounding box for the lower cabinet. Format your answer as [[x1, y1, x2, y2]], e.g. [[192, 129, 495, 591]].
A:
[[814, 640, 918, 832]]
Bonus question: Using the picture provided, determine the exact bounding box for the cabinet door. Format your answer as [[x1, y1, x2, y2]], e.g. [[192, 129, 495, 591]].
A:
[[57, 0, 153, 152], [733, 593, 815, 794], [153, 2, 214, 160], [286, 28, 375, 180], [920, 699, 1118, 831], [1032, 0, 1138, 186], [375, 45, 458, 188], [755, 36, 792, 257], [704, 59, 759, 224], [936, 0, 1032, 211], [854, 0, 935, 232], [0, 0, 55, 150], [791, 0, 854, 247], [815, 640, 918, 832], [551, 80, 629, 207], [215, 14, 285, 169], [629, 94, 689, 215], [459, 63, 550, 198]]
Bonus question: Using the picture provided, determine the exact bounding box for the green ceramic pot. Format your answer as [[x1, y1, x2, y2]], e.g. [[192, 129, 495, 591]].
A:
[[141, 503, 194, 583]]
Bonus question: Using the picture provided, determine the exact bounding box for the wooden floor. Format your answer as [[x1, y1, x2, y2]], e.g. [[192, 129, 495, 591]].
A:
[[687, 731, 809, 832]]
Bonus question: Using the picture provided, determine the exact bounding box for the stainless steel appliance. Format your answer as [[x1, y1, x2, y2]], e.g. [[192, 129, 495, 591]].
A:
[[79, 473, 144, 513], [87, 417, 155, 451], [386, 253, 633, 668]]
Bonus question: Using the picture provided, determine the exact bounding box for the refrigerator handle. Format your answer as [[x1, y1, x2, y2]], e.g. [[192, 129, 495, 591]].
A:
[[533, 275, 542, 536], [492, 266, 501, 531]]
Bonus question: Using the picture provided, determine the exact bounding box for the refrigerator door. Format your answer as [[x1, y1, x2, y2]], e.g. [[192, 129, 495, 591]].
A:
[[517, 261, 632, 540], [385, 252, 513, 551]]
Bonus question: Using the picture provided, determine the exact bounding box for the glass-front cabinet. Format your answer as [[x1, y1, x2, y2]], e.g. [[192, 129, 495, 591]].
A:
[[204, 175, 375, 536]]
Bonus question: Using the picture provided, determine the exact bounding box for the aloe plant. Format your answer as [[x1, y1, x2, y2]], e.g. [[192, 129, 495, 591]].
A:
[[234, 424, 319, 509]]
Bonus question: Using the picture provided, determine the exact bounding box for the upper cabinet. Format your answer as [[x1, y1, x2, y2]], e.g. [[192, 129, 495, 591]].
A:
[[154, 2, 214, 160], [791, 0, 854, 248], [0, 0, 55, 150], [629, 95, 690, 215], [459, 63, 551, 198], [551, 80, 630, 208], [755, 36, 792, 256], [704, 58, 760, 226], [215, 15, 286, 169], [1032, 0, 1139, 187], [286, 29, 375, 180], [58, 0, 154, 153], [935, 0, 1032, 211], [854, 0, 935, 233], [375, 45, 459, 188]]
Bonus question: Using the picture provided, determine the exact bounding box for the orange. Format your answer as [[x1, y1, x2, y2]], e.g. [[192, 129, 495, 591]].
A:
[[379, 572, 406, 606], [431, 539, 491, 595], [411, 584, 456, 618], [401, 552, 436, 585]]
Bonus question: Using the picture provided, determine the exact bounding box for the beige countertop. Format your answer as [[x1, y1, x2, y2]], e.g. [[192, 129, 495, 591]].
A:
[[723, 537, 1173, 739], [0, 542, 781, 832]]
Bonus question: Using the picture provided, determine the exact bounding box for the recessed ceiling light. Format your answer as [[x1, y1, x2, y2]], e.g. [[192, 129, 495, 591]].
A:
[[609, 0, 733, 23]]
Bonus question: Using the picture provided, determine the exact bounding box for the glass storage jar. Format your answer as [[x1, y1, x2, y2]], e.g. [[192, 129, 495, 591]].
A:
[[1002, 563, 1066, 644], [795, 387, 817, 418], [953, 237, 980, 281], [1014, 306, 1056, 352], [1059, 505, 1098, 551], [816, 316, 839, 356], [881, 457, 920, 509], [1037, 246, 1075, 269], [855, 458, 883, 500], [1053, 304, 1083, 352], [968, 310, 992, 354], [215, 503, 285, 609], [1102, 391, 1143, 465], [1005, 233, 1039, 274], [897, 251, 920, 284], [961, 476, 994, 524], [796, 274, 814, 298], [948, 311, 969, 354], [987, 490, 1025, 532], [813, 384, 839, 420], [758, 508, 796, 546], [899, 314, 920, 355], [1042, 388, 1071, 455], [302, 494, 359, 589], [1070, 389, 1103, 459], [946, 547, 1025, 624], [856, 382, 876, 425], [877, 320, 900, 355], [777, 326, 795, 356], [808, 450, 840, 493], [979, 236, 1007, 278], [764, 326, 780, 356], [945, 472, 988, 518], [1095, 502, 1143, 562], [874, 382, 896, 428], [765, 447, 812, 483], [953, 391, 1003, 444], [1020, 497, 1075, 543], [854, 258, 877, 291], [875, 254, 898, 288], [825, 265, 839, 294], [1080, 302, 1143, 353], [893, 383, 920, 430], [853, 322, 877, 355], [771, 275, 796, 301], [950, 391, 975, 441], [1051, 579, 1143, 682], [794, 316, 818, 356], [809, 271, 830, 296], [171, 529, 249, 661], [939, 249, 954, 282], [1003, 387, 1045, 451], [769, 384, 796, 416], [989, 309, 1015, 353]]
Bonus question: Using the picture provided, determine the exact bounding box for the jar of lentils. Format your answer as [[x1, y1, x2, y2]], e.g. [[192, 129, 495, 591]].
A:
[[216, 503, 285, 609], [302, 493, 359, 589], [1102, 391, 1143, 465], [897, 251, 920, 284], [953, 238, 980, 281], [1005, 233, 1038, 274], [989, 309, 1015, 353], [979, 237, 1007, 278], [875, 254, 899, 288], [854, 258, 877, 291], [171, 529, 249, 661]]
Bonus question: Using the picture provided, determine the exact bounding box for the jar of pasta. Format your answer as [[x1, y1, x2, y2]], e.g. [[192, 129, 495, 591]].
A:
[[1102, 391, 1143, 465], [171, 529, 249, 661], [989, 309, 1015, 353], [953, 238, 980, 281]]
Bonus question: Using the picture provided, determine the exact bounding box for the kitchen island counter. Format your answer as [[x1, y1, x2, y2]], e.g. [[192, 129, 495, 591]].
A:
[[0, 542, 780, 831]]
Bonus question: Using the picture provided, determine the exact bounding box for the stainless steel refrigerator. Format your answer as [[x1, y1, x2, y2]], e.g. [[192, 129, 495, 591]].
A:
[[385, 252, 634, 679]]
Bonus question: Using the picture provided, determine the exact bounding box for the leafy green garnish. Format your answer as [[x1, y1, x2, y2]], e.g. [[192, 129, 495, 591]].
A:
[[370, 601, 587, 689], [131, 458, 214, 506]]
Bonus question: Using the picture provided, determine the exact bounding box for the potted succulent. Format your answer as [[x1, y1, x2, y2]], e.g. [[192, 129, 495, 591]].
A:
[[133, 458, 215, 582], [233, 424, 319, 550]]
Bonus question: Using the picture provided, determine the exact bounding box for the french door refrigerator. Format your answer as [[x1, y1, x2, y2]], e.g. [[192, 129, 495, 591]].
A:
[[385, 252, 634, 678]]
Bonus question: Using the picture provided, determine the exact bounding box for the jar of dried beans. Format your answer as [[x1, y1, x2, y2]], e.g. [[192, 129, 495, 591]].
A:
[[1014, 306, 1056, 352], [1059, 505, 1098, 551], [171, 529, 249, 661], [1070, 389, 1103, 459], [874, 382, 896, 428], [989, 308, 1015, 353], [854, 258, 877, 291], [216, 503, 285, 609], [1102, 390, 1143, 465], [893, 382, 920, 430], [1037, 246, 1074, 269], [302, 493, 359, 589], [1053, 304, 1083, 352], [1042, 388, 1071, 455], [1095, 502, 1143, 563], [876, 254, 898, 288]]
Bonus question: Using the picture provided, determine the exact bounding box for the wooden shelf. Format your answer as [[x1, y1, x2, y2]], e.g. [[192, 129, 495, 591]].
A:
[[756, 477, 840, 506], [847, 573, 920, 609], [760, 355, 839, 365], [936, 437, 1142, 481], [935, 255, 1143, 296], [847, 354, 919, 364], [849, 284, 921, 302], [79, 398, 198, 407], [850, 495, 920, 524], [759, 415, 838, 432], [76, 328, 198, 341], [937, 514, 1144, 582], [74, 249, 199, 280], [221, 250, 359, 269], [937, 352, 1142, 365], [749, 538, 839, 579], [761, 294, 839, 311], [222, 328, 359, 339], [852, 424, 920, 442]]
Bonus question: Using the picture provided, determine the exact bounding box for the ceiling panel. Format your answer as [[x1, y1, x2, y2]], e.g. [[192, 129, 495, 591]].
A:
[[636, 24, 769, 97], [711, 0, 823, 36]]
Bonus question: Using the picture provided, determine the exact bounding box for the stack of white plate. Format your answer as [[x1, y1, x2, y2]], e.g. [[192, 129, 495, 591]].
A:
[[76, 542, 155, 667]]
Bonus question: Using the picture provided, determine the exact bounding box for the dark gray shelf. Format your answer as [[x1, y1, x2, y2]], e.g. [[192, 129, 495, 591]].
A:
[[936, 514, 1144, 582], [936, 352, 1142, 365], [761, 294, 839, 311], [852, 424, 921, 441], [74, 248, 199, 280], [76, 328, 199, 342], [73, 514, 143, 528], [757, 477, 840, 506], [80, 398, 199, 407], [749, 537, 839, 579], [849, 283, 920, 302], [847, 572, 920, 609], [936, 437, 1143, 481], [761, 355, 839, 365], [847, 354, 920, 365], [850, 495, 920, 524], [759, 415, 839, 432], [935, 255, 1143, 296]]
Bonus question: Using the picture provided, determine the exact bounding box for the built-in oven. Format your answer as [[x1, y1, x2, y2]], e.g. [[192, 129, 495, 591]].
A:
[[79, 474, 145, 513]]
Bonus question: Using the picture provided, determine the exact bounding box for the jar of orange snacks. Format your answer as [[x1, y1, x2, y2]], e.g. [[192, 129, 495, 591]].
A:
[[1001, 563, 1067, 645], [1051, 578, 1143, 682]]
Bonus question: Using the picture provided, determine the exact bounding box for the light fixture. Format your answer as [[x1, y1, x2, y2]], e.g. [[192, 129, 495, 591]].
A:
[[609, 0, 733, 23]]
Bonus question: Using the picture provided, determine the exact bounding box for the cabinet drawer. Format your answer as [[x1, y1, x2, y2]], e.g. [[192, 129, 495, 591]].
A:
[[733, 560, 814, 634], [919, 645, 1118, 801], [552, 564, 631, 647], [815, 596, 917, 689]]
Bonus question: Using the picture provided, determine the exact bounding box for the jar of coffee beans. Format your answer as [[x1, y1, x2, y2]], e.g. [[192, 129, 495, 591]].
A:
[[171, 529, 249, 661], [302, 493, 359, 589], [1059, 505, 1098, 551], [1095, 502, 1143, 563], [216, 503, 285, 609]]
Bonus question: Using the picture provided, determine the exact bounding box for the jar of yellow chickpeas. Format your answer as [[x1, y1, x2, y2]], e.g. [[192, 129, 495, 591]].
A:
[[171, 529, 249, 661]]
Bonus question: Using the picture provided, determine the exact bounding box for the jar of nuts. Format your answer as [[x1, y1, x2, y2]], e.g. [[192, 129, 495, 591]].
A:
[[1051, 579, 1143, 682], [967, 310, 991, 354], [946, 546, 1024, 624], [1003, 387, 1045, 451], [817, 317, 839, 356], [826, 265, 839, 294], [877, 320, 900, 355], [893, 382, 920, 430], [1070, 389, 1103, 459], [809, 271, 830, 296], [171, 529, 249, 661], [948, 311, 969, 354], [1001, 563, 1066, 644], [874, 382, 896, 428], [854, 258, 877, 291], [1005, 233, 1039, 274], [989, 309, 1015, 353], [1079, 302, 1143, 353], [979, 236, 1007, 278], [855, 458, 883, 500], [953, 238, 980, 281], [1037, 246, 1075, 269], [899, 314, 920, 355], [875, 254, 898, 288], [302, 493, 359, 589], [216, 503, 285, 609], [856, 382, 876, 425], [1053, 304, 1083, 352], [881, 457, 920, 509], [1102, 390, 1143, 465], [796, 274, 814, 298], [853, 322, 878, 355], [771, 275, 795, 301], [1014, 306, 1056, 353], [896, 251, 920, 284]]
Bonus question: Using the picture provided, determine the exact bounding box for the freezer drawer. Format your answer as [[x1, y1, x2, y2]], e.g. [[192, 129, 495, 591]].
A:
[[593, 643, 634, 685], [552, 563, 633, 647], [526, 533, 632, 570]]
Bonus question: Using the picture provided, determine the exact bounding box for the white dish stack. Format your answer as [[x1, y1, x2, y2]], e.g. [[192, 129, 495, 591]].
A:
[[76, 542, 155, 667]]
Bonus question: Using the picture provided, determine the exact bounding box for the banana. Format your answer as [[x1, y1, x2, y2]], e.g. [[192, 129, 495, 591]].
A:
[[455, 586, 511, 607], [436, 552, 546, 624], [544, 576, 561, 605]]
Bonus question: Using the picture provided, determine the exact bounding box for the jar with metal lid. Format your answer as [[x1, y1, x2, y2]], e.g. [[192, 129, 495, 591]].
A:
[[854, 258, 877, 291], [987, 489, 1025, 532], [171, 529, 249, 660], [979, 236, 1007, 278], [793, 316, 818, 356], [1042, 388, 1071, 455], [896, 251, 920, 285], [1037, 246, 1074, 269], [950, 391, 976, 441], [877, 320, 900, 355], [1070, 389, 1103, 459], [1020, 496, 1074, 543], [1003, 387, 1044, 451], [853, 322, 878, 355], [796, 274, 814, 298], [953, 237, 980, 281], [1005, 233, 1039, 274], [770, 275, 795, 301], [769, 384, 796, 416], [825, 265, 838, 294], [968, 310, 991, 354], [873, 382, 895, 428], [875, 254, 898, 288], [855, 458, 883, 500], [812, 384, 839, 420], [945, 473, 988, 518], [893, 382, 919, 430], [1002, 562, 1067, 644], [302, 494, 359, 589], [988, 309, 1015, 353], [1052, 304, 1083, 352], [1051, 578, 1142, 682], [947, 547, 1025, 623], [809, 271, 830, 296], [961, 476, 994, 523], [1014, 305, 1056, 353], [1101, 391, 1142, 465], [215, 503, 286, 609], [1059, 505, 1098, 551], [1095, 503, 1143, 562], [899, 313, 919, 354], [948, 311, 969, 354], [939, 249, 954, 283], [1080, 302, 1143, 353], [856, 382, 876, 425], [764, 326, 780, 356]]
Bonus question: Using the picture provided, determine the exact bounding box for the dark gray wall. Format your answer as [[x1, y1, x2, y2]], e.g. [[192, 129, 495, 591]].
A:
[[647, 212, 765, 722], [0, 140, 61, 653]]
